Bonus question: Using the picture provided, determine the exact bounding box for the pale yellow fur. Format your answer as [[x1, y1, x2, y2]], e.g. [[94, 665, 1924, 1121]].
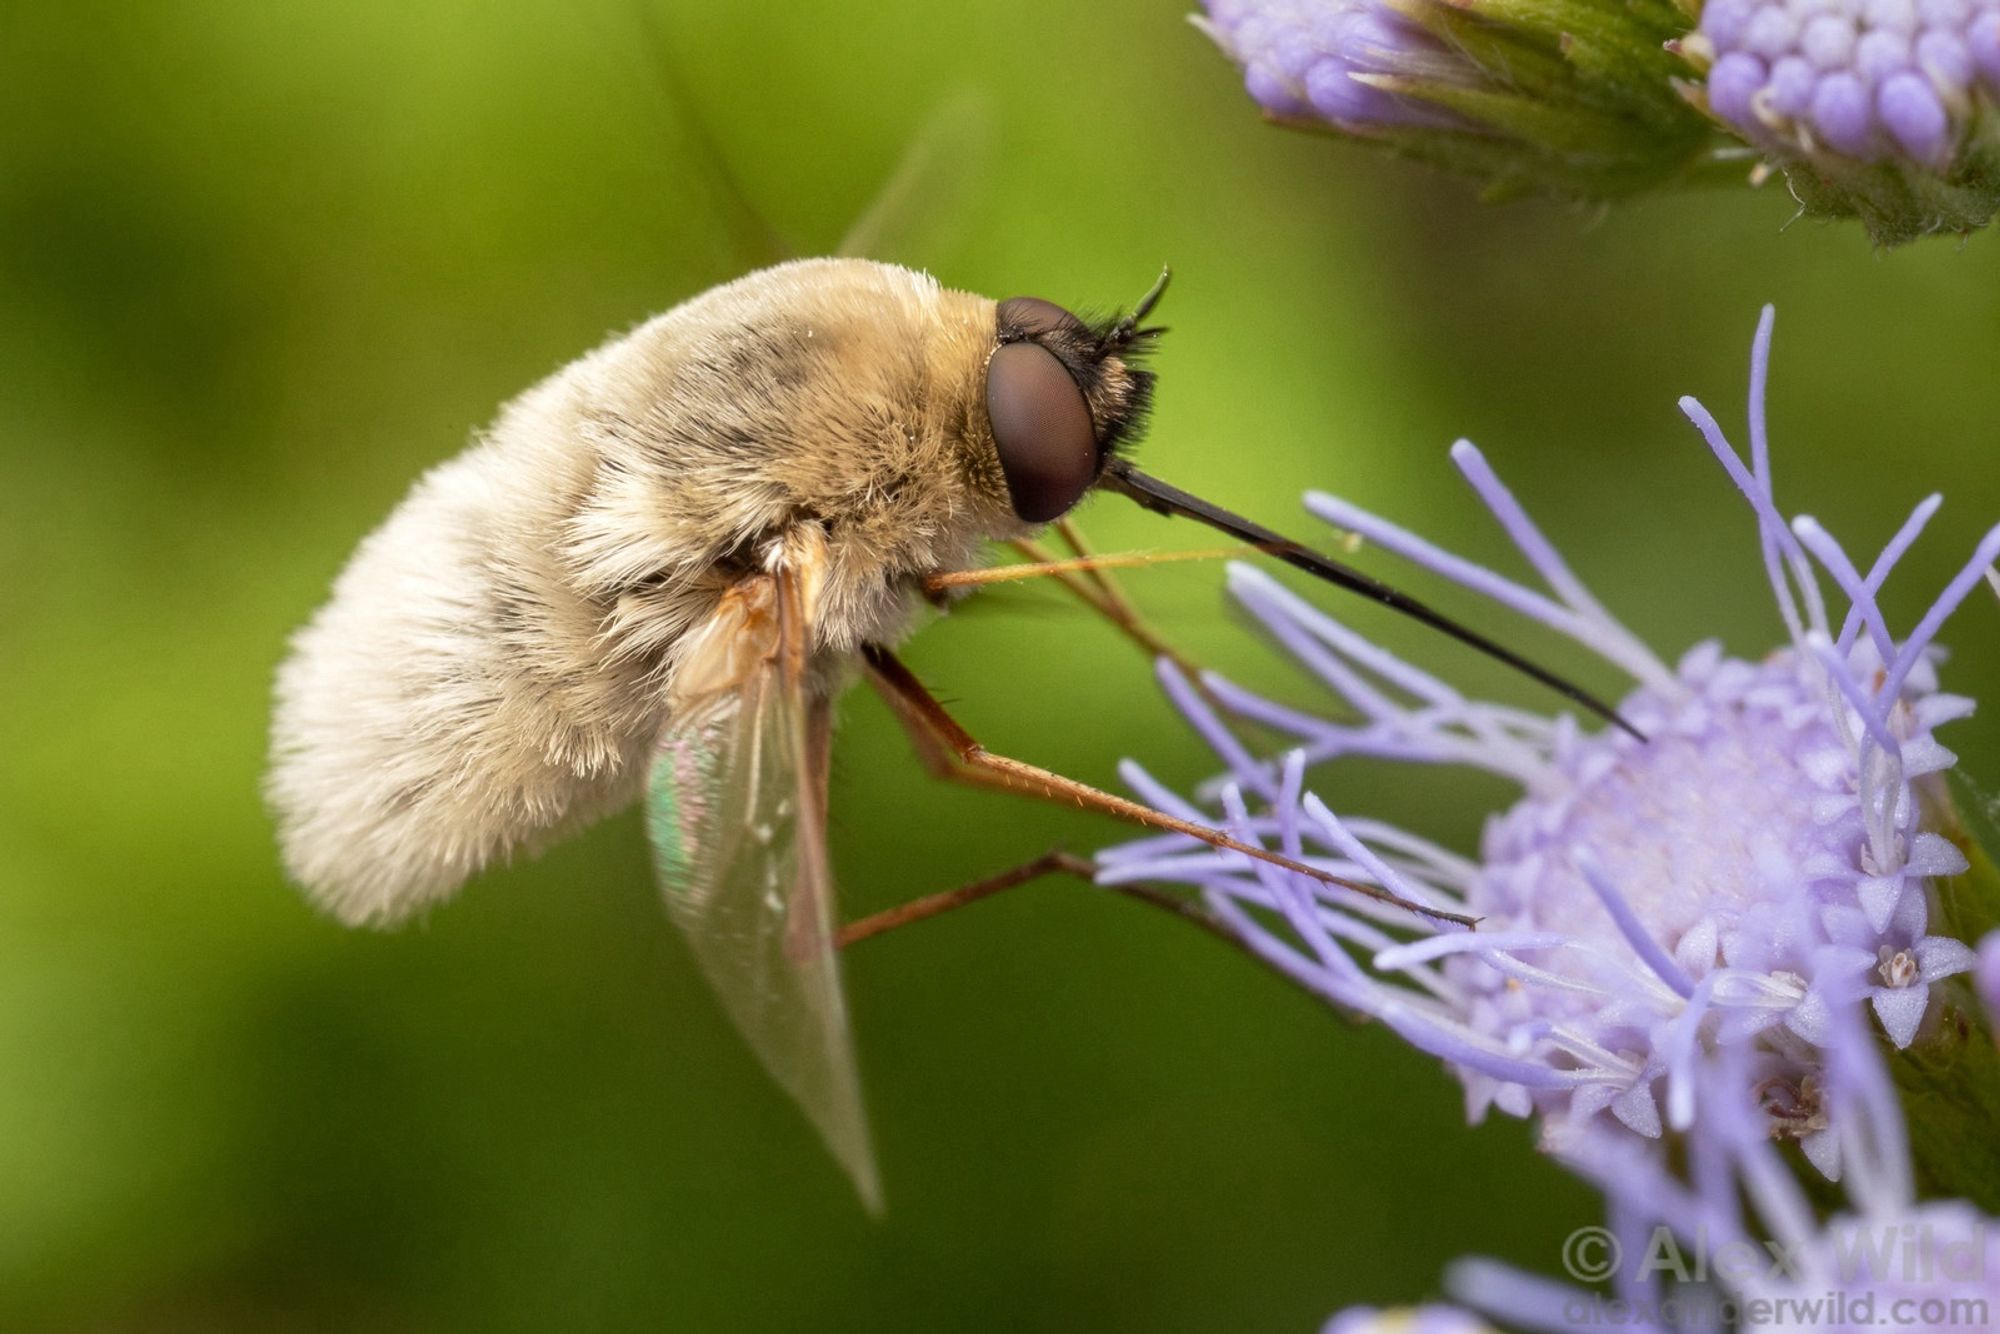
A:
[[268, 259, 1024, 926]]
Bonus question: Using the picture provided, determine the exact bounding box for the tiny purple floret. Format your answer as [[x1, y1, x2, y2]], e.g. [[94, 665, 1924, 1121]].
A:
[[1879, 71, 1951, 159]]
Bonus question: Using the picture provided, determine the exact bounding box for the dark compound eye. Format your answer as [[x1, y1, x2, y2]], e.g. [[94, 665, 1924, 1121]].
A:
[[997, 296, 1081, 339], [985, 340, 1097, 523]]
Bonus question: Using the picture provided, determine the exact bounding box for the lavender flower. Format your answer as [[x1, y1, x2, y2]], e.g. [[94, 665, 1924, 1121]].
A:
[[1197, 0, 2000, 238], [1194, 0, 1470, 130], [1682, 0, 2000, 239], [1446, 1003, 2000, 1331], [1101, 309, 2000, 1179], [1696, 0, 2000, 166], [1192, 0, 1720, 202]]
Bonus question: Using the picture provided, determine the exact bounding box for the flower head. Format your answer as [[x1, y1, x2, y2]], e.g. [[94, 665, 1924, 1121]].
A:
[[1688, 0, 2000, 239], [1195, 0, 1471, 130], [1102, 308, 2000, 1170], [1446, 1003, 2000, 1331], [1197, 0, 2000, 238], [1192, 0, 1719, 202], [1698, 0, 2000, 165]]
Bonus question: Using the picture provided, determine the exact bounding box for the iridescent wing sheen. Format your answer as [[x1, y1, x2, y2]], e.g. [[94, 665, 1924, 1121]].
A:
[[647, 564, 880, 1211]]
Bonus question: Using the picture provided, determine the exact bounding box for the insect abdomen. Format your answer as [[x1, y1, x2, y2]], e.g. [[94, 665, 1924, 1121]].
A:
[[266, 404, 668, 926]]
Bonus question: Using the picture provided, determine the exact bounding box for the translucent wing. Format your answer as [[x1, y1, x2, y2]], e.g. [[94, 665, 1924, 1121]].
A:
[[647, 561, 880, 1211], [835, 90, 994, 267]]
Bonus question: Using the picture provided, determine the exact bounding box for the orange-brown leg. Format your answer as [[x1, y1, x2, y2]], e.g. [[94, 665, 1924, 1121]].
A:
[[836, 846, 1258, 966], [989, 537, 1208, 682], [1051, 516, 1155, 631], [861, 644, 1475, 928]]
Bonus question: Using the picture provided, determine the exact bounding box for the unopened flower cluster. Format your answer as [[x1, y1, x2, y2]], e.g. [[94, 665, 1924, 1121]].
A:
[[1199, 0, 2000, 239], [1698, 0, 2000, 165]]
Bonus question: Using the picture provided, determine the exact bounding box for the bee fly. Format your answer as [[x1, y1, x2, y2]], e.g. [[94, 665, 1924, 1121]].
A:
[[268, 258, 1634, 1208]]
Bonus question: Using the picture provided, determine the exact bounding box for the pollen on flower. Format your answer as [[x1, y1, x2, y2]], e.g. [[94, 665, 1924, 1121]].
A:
[[1101, 308, 2000, 1171], [1879, 946, 1920, 987]]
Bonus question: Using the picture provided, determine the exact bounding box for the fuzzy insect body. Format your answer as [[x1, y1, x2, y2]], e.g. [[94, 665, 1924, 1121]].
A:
[[269, 258, 1157, 928]]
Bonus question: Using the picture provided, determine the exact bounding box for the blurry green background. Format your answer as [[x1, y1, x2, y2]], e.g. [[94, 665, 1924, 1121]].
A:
[[5, 1, 2000, 1330]]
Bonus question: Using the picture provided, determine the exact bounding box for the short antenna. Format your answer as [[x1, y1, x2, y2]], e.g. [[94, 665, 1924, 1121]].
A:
[[1106, 267, 1172, 349]]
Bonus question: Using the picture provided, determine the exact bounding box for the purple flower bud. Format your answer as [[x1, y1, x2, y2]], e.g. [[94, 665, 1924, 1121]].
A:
[[1972, 11, 2000, 80], [1919, 0, 1972, 29], [1803, 14, 1859, 68], [1706, 0, 1760, 49], [1767, 55, 1819, 115], [1244, 60, 1312, 116], [1879, 69, 1952, 158], [1711, 52, 1770, 123], [1306, 61, 1396, 124], [1919, 27, 1976, 92], [1270, 27, 1321, 80], [1700, 0, 2000, 170], [1855, 27, 1915, 81], [1745, 5, 1804, 56], [1813, 71, 1877, 153], [1198, 0, 1470, 130]]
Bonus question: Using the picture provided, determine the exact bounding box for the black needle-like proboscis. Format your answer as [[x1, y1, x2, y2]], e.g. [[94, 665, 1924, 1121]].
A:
[[1099, 458, 1646, 742]]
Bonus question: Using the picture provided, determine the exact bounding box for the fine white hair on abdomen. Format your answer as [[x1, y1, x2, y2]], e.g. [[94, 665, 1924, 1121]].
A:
[[268, 258, 1008, 926], [267, 393, 677, 927]]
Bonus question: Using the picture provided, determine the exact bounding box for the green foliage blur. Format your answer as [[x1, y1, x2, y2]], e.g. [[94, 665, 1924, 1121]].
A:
[[4, 2, 2000, 1330]]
